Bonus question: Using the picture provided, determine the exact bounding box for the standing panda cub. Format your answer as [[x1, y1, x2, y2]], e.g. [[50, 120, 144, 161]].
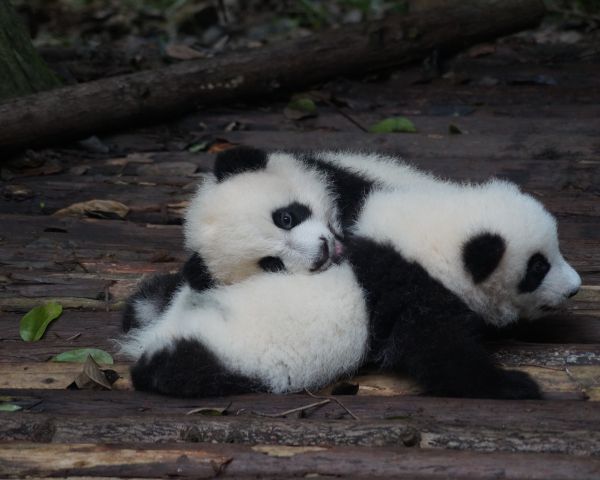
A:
[[122, 147, 344, 333], [120, 149, 367, 397]]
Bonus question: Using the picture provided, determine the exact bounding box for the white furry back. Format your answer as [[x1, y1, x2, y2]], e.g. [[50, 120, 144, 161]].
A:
[[120, 263, 368, 393]]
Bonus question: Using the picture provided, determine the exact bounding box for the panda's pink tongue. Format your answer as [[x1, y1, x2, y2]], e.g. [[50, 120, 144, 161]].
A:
[[332, 240, 345, 264]]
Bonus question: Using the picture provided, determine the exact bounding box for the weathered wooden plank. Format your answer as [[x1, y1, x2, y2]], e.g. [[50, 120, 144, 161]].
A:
[[0, 360, 598, 400], [0, 214, 185, 276], [2, 442, 600, 479], [3, 389, 599, 427], [0, 363, 131, 390], [2, 406, 600, 454], [0, 311, 125, 363], [0, 412, 588, 455]]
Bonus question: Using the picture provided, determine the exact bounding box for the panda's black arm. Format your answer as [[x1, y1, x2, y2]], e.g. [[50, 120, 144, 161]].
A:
[[122, 253, 213, 332], [182, 253, 215, 292], [347, 236, 541, 400], [122, 272, 183, 332], [130, 338, 265, 397]]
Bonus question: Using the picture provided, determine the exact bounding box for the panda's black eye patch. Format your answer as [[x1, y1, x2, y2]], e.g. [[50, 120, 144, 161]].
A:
[[462, 232, 506, 284], [272, 202, 311, 230], [518, 253, 550, 293]]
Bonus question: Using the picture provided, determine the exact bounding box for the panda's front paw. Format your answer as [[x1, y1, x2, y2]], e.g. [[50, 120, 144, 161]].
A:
[[494, 369, 542, 400]]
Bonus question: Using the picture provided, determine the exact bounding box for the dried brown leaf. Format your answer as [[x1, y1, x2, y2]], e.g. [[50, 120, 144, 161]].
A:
[[53, 200, 129, 219], [165, 43, 206, 60], [69, 355, 114, 391]]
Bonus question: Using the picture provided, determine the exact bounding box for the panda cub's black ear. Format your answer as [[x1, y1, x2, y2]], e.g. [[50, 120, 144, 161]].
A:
[[462, 232, 506, 284], [213, 147, 268, 182]]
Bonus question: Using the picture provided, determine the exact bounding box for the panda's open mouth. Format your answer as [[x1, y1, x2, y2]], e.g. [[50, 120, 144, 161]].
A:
[[310, 238, 345, 272]]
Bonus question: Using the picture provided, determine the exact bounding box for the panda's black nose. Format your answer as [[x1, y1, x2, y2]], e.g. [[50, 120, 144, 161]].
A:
[[567, 288, 579, 298]]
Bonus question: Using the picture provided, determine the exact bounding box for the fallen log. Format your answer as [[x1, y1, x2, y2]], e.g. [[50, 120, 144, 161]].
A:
[[0, 0, 545, 153]]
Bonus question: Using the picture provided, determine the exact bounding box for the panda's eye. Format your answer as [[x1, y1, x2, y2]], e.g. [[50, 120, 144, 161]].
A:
[[518, 253, 551, 293], [279, 211, 295, 229], [272, 203, 311, 230]]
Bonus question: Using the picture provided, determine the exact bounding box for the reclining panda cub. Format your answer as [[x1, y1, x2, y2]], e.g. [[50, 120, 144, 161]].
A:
[[120, 147, 581, 399]]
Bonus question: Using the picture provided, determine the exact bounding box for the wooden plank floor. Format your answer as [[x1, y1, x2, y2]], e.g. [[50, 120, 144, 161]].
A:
[[1, 34, 600, 478]]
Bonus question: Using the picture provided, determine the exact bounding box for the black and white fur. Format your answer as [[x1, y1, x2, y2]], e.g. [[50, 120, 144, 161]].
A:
[[120, 149, 367, 396], [123, 148, 581, 399], [122, 147, 344, 333], [298, 150, 581, 398], [304, 151, 581, 326]]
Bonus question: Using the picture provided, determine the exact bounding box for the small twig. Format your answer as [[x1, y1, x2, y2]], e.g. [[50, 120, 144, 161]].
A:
[[24, 399, 44, 412], [564, 367, 590, 399], [305, 389, 360, 420], [65, 332, 81, 342], [186, 401, 232, 416], [253, 399, 330, 418], [502, 363, 565, 372], [326, 100, 369, 133]]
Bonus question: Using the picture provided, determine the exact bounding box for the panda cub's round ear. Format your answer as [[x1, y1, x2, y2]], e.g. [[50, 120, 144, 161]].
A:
[[462, 232, 506, 284], [213, 146, 268, 182]]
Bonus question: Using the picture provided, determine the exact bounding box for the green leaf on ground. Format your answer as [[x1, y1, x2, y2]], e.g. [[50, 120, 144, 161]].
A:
[[188, 141, 208, 153], [284, 97, 318, 120], [0, 403, 22, 412], [52, 348, 114, 365], [19, 302, 63, 342], [369, 117, 416, 133]]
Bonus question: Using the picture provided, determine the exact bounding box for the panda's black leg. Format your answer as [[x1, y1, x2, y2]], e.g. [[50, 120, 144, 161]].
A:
[[348, 236, 541, 400], [385, 311, 541, 399], [131, 338, 264, 397]]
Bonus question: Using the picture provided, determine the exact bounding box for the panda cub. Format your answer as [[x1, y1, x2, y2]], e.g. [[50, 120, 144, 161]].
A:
[[238, 148, 581, 399], [300, 150, 581, 325], [346, 180, 581, 398], [124, 148, 581, 399], [120, 149, 368, 397], [122, 147, 345, 333]]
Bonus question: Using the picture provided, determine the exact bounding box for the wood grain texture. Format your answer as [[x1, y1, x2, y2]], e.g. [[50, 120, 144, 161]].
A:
[[1, 442, 600, 479]]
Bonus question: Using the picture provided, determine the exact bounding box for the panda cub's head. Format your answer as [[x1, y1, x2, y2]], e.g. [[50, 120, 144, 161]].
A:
[[184, 147, 344, 284], [458, 180, 581, 324], [356, 178, 581, 326]]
